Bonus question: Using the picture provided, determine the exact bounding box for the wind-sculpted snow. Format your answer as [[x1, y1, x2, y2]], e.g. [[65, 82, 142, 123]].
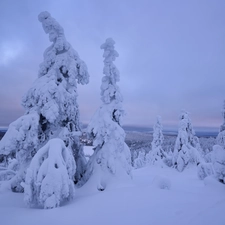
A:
[[24, 138, 75, 209], [37, 11, 89, 84]]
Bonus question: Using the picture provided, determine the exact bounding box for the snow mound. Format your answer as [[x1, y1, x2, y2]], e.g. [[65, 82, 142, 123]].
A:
[[24, 138, 76, 209], [152, 175, 171, 190]]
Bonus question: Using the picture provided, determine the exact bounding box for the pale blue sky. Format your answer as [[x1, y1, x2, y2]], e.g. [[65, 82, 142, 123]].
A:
[[0, 0, 224, 130]]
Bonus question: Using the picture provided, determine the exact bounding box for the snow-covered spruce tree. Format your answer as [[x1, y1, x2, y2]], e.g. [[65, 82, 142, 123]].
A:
[[173, 110, 201, 172], [0, 11, 89, 191], [209, 101, 225, 184], [80, 38, 132, 190], [216, 100, 225, 148], [197, 162, 214, 180], [146, 116, 166, 166], [211, 144, 225, 183], [134, 150, 146, 169], [24, 138, 75, 209]]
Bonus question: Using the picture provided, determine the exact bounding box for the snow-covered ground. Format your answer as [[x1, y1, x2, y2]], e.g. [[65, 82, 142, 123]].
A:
[[0, 163, 224, 225]]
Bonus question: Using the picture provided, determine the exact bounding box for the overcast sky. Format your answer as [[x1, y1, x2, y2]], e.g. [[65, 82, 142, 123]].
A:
[[0, 0, 224, 131]]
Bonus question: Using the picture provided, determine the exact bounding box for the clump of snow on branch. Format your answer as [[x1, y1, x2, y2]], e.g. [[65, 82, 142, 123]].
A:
[[173, 110, 202, 172], [81, 38, 132, 190], [37, 11, 89, 84], [24, 138, 75, 209]]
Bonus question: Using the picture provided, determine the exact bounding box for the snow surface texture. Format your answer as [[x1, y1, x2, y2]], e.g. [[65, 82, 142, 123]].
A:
[[81, 38, 132, 190], [173, 110, 202, 172], [0, 11, 89, 190], [24, 138, 75, 209], [1, 163, 225, 225]]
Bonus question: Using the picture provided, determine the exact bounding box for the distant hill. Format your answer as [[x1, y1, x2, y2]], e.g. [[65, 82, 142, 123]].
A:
[[123, 125, 218, 138], [0, 125, 218, 141]]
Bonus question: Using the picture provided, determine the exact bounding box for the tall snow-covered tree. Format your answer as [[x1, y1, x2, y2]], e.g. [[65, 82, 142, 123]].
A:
[[173, 110, 201, 172], [0, 11, 89, 191], [81, 38, 132, 190], [146, 116, 166, 166]]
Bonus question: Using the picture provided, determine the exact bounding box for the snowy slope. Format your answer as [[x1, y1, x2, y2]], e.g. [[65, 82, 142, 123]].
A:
[[0, 164, 225, 225]]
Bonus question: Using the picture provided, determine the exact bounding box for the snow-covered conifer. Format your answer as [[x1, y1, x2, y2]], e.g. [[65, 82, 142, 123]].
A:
[[24, 138, 75, 209], [210, 102, 225, 183], [216, 100, 225, 148], [173, 110, 201, 172], [0, 11, 89, 191], [146, 116, 166, 166], [197, 163, 214, 180], [211, 145, 225, 184], [134, 150, 146, 169], [81, 38, 131, 190]]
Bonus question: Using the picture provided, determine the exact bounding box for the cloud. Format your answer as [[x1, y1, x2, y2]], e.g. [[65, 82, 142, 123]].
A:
[[0, 0, 224, 130]]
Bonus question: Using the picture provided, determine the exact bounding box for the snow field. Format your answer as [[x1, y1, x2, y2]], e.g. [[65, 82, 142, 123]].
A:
[[0, 165, 224, 225]]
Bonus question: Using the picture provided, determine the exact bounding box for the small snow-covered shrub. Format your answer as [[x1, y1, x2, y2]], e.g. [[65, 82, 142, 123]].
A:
[[24, 138, 76, 209], [152, 176, 171, 190], [211, 145, 225, 184], [197, 163, 214, 180], [163, 155, 173, 167]]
